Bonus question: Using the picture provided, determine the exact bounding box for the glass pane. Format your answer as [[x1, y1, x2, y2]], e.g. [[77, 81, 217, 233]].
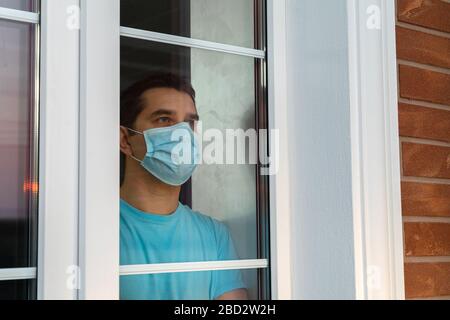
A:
[[0, 0, 38, 12], [121, 0, 258, 49], [0, 280, 34, 300], [120, 269, 258, 300], [190, 48, 257, 262], [0, 19, 38, 272], [121, 37, 258, 265]]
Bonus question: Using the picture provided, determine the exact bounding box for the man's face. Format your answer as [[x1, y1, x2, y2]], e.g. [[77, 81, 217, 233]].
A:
[[135, 87, 198, 131], [121, 87, 199, 164]]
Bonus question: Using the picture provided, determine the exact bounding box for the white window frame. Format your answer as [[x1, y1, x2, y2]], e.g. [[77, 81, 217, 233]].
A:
[[274, 0, 404, 299], [77, 0, 121, 300], [266, 0, 293, 300], [0, 6, 39, 23], [347, 0, 405, 299], [28, 0, 405, 300], [38, 0, 80, 299], [36, 0, 272, 300]]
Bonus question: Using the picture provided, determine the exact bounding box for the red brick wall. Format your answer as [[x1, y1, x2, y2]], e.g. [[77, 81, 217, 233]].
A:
[[396, 0, 450, 300]]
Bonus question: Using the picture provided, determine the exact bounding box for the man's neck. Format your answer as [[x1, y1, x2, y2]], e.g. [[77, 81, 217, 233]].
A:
[[120, 165, 181, 216]]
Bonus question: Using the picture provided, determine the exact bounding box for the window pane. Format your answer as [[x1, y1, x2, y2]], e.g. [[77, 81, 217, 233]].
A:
[[0, 280, 35, 300], [190, 47, 258, 262], [121, 37, 258, 263], [0, 0, 37, 12], [0, 18, 38, 274], [121, 0, 259, 49], [120, 269, 259, 300]]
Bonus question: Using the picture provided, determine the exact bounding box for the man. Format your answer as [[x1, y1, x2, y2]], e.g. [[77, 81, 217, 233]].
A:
[[119, 73, 248, 300]]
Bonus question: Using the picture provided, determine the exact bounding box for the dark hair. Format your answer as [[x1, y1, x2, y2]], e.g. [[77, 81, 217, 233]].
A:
[[120, 72, 196, 185], [121, 72, 196, 130]]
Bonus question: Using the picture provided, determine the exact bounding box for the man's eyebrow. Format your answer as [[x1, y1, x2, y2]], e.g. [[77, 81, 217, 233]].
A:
[[149, 109, 200, 121], [186, 113, 200, 121], [149, 109, 176, 118]]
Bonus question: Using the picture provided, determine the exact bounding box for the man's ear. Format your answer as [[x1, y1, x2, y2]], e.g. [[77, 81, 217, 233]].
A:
[[120, 126, 134, 156]]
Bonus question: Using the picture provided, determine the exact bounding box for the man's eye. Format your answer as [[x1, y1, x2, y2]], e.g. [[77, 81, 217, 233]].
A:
[[156, 117, 171, 124]]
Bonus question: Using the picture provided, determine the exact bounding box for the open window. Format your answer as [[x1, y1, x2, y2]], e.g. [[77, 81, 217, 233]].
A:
[[0, 0, 274, 301], [119, 0, 270, 300]]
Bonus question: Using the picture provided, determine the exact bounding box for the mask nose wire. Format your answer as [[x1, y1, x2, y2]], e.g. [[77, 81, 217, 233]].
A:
[[122, 126, 144, 164]]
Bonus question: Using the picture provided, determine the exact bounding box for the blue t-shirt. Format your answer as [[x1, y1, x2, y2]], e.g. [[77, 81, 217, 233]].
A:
[[120, 199, 246, 300]]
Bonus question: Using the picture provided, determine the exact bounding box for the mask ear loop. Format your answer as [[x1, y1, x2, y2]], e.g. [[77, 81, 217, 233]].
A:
[[122, 126, 144, 164]]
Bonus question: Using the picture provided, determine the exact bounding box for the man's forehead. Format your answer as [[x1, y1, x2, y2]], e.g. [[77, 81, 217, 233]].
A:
[[139, 88, 197, 115], [141, 87, 193, 104]]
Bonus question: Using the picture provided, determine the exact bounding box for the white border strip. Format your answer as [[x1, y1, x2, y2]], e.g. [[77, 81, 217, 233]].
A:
[[0, 7, 39, 24], [120, 259, 269, 276], [79, 0, 120, 300], [347, 0, 405, 299], [38, 0, 80, 300], [266, 0, 292, 300], [0, 268, 37, 281], [120, 26, 266, 59]]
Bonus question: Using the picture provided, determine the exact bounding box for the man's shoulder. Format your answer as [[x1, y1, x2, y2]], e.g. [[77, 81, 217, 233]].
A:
[[181, 204, 228, 233]]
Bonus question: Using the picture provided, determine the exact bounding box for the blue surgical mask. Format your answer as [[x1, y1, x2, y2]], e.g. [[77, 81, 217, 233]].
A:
[[125, 122, 200, 186]]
